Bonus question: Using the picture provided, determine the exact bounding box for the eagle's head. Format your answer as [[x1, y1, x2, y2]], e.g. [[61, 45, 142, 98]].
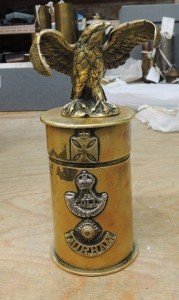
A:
[[80, 21, 111, 47]]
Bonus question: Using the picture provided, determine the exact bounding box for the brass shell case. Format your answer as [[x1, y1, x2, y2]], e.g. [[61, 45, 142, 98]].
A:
[[41, 106, 138, 276], [55, 2, 76, 43], [37, 6, 52, 30]]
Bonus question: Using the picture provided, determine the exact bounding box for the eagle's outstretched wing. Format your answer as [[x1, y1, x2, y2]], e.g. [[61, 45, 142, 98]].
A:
[[30, 29, 75, 77], [103, 19, 161, 69]]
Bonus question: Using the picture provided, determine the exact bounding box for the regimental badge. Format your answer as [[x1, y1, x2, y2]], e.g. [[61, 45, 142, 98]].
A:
[[65, 219, 116, 257], [65, 170, 108, 218], [70, 130, 99, 163], [64, 170, 117, 257]]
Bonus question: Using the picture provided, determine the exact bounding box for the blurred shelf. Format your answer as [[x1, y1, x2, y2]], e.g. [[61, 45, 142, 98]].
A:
[[0, 24, 35, 35]]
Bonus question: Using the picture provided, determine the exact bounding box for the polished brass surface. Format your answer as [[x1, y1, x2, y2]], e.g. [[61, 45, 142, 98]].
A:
[[30, 20, 160, 117], [41, 106, 133, 163], [55, 1, 76, 44], [49, 158, 133, 270], [41, 107, 137, 275], [40, 105, 135, 128], [35, 6, 51, 32], [50, 244, 138, 276]]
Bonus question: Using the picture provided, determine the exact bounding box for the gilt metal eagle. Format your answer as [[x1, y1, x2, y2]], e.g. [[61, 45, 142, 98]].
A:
[[30, 20, 160, 117]]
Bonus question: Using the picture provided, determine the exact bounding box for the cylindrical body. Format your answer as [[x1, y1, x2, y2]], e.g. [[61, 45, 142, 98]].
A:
[[41, 106, 138, 276], [156, 35, 174, 72], [55, 2, 76, 43], [36, 6, 52, 30], [142, 42, 151, 80]]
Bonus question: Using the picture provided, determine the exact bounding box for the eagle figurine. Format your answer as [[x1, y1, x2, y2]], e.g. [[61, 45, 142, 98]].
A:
[[30, 20, 160, 117]]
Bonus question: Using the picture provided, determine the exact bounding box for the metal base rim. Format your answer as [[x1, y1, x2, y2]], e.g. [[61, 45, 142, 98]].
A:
[[50, 244, 138, 277]]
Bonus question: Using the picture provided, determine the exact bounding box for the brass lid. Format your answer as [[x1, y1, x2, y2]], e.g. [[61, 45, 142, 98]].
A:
[[41, 105, 135, 129]]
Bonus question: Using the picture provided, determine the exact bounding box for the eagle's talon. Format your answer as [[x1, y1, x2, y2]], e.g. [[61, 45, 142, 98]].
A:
[[91, 100, 119, 116], [91, 100, 100, 113]]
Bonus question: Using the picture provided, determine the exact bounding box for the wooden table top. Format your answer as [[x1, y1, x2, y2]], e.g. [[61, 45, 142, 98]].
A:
[[0, 111, 178, 300]]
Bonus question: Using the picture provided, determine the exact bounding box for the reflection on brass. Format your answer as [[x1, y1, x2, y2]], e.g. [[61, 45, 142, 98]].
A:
[[65, 219, 116, 257], [41, 106, 135, 129], [35, 5, 52, 32], [70, 130, 99, 163], [65, 170, 108, 218], [41, 107, 137, 275], [55, 1, 76, 44], [51, 244, 138, 276], [30, 20, 160, 118], [142, 42, 151, 79]]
